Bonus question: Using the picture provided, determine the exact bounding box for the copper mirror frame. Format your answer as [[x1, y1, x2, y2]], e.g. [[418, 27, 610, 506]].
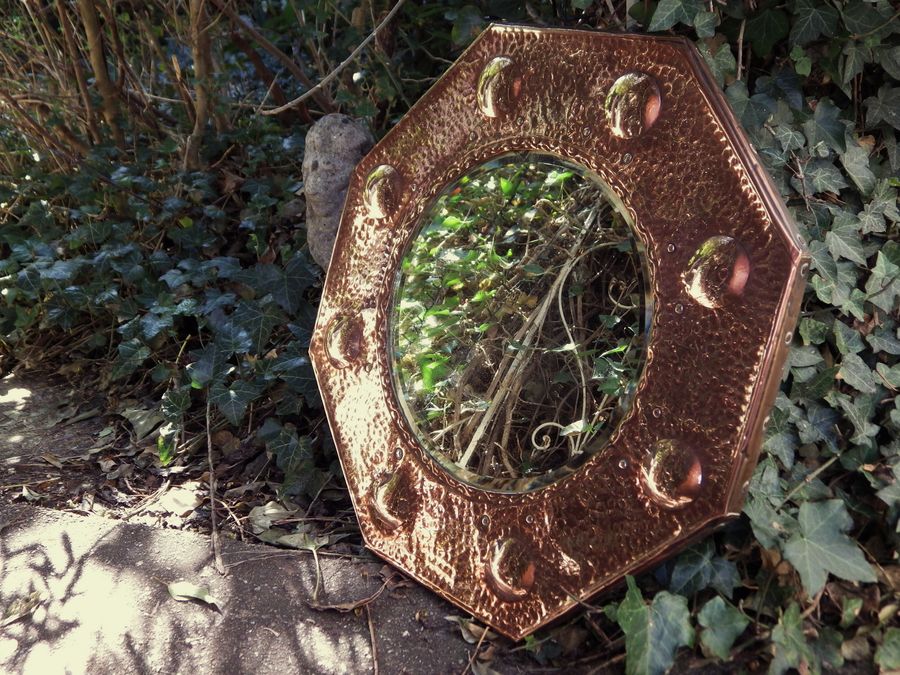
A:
[[310, 25, 809, 639]]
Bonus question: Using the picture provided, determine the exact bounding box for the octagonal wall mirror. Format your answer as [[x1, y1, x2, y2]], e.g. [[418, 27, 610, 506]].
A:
[[310, 25, 809, 639]]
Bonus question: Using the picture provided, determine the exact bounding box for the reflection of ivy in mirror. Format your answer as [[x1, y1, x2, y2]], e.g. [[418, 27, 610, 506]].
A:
[[393, 156, 649, 488]]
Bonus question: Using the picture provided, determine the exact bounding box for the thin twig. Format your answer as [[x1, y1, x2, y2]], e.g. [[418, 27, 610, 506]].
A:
[[367, 605, 379, 675], [206, 399, 226, 575], [261, 0, 407, 116], [209, 0, 334, 113], [460, 625, 488, 675]]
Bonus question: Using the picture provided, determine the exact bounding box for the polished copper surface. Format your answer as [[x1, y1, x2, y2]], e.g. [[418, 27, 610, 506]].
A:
[[310, 25, 809, 640]]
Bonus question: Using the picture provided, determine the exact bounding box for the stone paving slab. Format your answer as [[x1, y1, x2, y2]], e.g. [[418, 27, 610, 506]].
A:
[[0, 505, 526, 674]]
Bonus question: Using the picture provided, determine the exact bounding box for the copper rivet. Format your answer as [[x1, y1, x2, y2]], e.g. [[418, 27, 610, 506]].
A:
[[652, 407, 662, 418], [674, 303, 684, 314], [525, 514, 535, 525], [618, 458, 628, 470], [666, 243, 676, 253], [394, 447, 404, 460]]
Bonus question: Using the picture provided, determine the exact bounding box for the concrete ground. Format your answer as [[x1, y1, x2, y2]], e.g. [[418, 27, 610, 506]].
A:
[[0, 504, 529, 674]]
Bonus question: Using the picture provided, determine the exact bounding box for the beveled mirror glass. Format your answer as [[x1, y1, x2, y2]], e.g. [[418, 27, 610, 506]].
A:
[[391, 154, 650, 492]]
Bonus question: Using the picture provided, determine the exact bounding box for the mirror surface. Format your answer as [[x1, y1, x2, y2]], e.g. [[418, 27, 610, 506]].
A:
[[392, 154, 650, 492]]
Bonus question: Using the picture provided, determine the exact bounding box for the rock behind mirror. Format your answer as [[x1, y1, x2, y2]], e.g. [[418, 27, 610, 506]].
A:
[[303, 114, 375, 270]]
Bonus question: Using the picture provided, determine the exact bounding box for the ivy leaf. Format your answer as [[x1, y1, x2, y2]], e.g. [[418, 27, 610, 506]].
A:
[[269, 348, 321, 408], [840, 142, 876, 196], [210, 378, 265, 426], [648, 0, 702, 31], [726, 81, 775, 130], [445, 5, 485, 46], [111, 339, 150, 381], [269, 426, 308, 472], [803, 160, 848, 195], [865, 86, 900, 130], [876, 627, 900, 670], [272, 253, 317, 314], [783, 500, 876, 595], [692, 11, 718, 38], [865, 249, 900, 313], [770, 603, 816, 675], [839, 353, 877, 393], [877, 45, 900, 81], [858, 204, 886, 235], [841, 42, 870, 86], [745, 9, 789, 57], [831, 391, 880, 444], [697, 41, 736, 88], [805, 99, 847, 154], [617, 577, 695, 675], [867, 328, 900, 355], [140, 310, 173, 341], [186, 343, 228, 389], [698, 597, 749, 660], [161, 385, 191, 423], [825, 218, 865, 265], [833, 320, 864, 355], [774, 125, 805, 152], [842, 1, 891, 39], [232, 299, 284, 355], [789, 0, 839, 47], [669, 541, 713, 595]]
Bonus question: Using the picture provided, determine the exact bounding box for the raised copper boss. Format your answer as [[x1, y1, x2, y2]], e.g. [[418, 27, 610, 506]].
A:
[[310, 25, 808, 639]]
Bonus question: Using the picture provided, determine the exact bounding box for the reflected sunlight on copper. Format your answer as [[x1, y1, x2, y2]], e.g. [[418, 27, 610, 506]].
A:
[[310, 25, 809, 639]]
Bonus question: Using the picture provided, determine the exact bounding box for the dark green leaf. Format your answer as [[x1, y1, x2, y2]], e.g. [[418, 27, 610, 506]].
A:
[[161, 386, 191, 423], [210, 378, 265, 426], [233, 299, 284, 355], [698, 597, 749, 660], [697, 41, 736, 88], [111, 339, 150, 381], [770, 603, 815, 675], [617, 577, 695, 675], [783, 499, 876, 595], [789, 0, 839, 46], [840, 142, 876, 196], [745, 9, 789, 56], [648, 0, 702, 30], [825, 217, 865, 265], [726, 81, 776, 130], [865, 86, 900, 130], [876, 628, 900, 670], [839, 353, 876, 393]]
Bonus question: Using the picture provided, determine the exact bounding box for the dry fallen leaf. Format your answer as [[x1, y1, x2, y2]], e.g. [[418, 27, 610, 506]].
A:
[[1, 591, 43, 627], [167, 581, 221, 610], [158, 484, 203, 517]]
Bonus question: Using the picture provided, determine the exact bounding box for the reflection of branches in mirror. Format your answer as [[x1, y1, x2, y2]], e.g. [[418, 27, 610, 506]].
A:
[[394, 158, 646, 486]]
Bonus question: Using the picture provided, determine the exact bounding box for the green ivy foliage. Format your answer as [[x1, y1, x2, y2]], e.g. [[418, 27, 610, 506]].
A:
[[0, 0, 898, 671]]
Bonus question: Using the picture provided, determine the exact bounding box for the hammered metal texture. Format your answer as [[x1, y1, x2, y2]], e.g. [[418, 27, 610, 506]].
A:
[[310, 26, 809, 640]]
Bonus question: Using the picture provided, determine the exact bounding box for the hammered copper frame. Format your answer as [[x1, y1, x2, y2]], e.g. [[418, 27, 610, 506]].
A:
[[310, 26, 809, 639]]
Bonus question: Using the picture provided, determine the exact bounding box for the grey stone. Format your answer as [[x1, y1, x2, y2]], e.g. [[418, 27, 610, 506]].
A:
[[302, 114, 374, 270]]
